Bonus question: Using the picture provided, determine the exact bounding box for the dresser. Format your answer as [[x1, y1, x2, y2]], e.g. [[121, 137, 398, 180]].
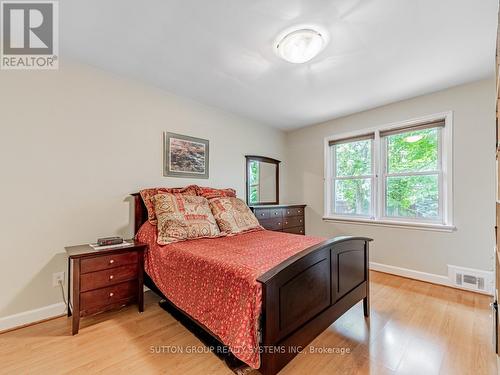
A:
[[65, 241, 147, 335], [251, 204, 306, 235]]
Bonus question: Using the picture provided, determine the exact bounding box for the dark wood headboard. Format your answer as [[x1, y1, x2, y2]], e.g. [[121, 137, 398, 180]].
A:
[[131, 193, 148, 235]]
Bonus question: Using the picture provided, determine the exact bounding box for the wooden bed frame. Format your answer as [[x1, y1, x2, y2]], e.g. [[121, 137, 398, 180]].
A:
[[132, 193, 372, 375]]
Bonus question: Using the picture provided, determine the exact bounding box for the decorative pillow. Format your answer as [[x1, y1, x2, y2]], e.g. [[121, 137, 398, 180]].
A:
[[209, 197, 262, 235], [140, 185, 198, 224], [152, 193, 222, 245], [196, 186, 237, 200]]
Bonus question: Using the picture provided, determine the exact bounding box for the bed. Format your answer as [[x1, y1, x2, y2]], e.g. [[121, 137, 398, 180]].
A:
[[132, 193, 372, 375]]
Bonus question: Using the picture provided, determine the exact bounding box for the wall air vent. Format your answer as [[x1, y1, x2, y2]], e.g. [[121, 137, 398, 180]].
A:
[[448, 265, 493, 295]]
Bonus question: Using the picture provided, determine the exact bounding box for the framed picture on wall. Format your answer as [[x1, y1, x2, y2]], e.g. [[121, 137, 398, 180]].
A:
[[163, 132, 209, 178]]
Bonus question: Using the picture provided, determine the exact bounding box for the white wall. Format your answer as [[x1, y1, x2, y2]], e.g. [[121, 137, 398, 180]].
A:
[[284, 79, 496, 277], [0, 62, 286, 318], [0, 61, 494, 321]]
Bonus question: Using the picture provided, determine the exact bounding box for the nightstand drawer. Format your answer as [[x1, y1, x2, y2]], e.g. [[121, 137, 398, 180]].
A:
[[284, 207, 304, 217], [283, 216, 304, 228], [80, 280, 138, 311], [260, 217, 283, 231], [81, 251, 138, 274], [80, 264, 138, 292], [283, 226, 305, 235]]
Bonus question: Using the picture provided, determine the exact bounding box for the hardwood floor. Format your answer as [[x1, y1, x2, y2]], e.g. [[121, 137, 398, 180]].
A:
[[0, 271, 497, 375]]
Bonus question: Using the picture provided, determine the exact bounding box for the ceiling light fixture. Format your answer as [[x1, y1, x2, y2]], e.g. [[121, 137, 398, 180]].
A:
[[276, 28, 326, 64]]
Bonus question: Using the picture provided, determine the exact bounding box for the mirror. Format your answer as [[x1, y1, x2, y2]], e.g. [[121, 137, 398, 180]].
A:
[[245, 155, 280, 205]]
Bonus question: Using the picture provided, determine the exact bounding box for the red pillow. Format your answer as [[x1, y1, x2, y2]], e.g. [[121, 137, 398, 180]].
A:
[[140, 185, 198, 224], [196, 186, 236, 200]]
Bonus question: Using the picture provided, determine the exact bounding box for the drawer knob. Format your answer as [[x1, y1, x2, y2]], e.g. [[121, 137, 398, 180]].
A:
[[109, 259, 115, 264], [109, 275, 114, 280], [285, 221, 288, 225], [109, 292, 114, 297], [274, 212, 278, 215], [261, 213, 264, 216], [300, 219, 303, 223], [287, 211, 290, 214], [298, 210, 301, 214], [278, 222, 281, 225]]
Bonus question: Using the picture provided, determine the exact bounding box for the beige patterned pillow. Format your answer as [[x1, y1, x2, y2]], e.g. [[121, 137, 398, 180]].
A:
[[209, 197, 262, 235], [152, 193, 222, 245], [140, 185, 198, 225]]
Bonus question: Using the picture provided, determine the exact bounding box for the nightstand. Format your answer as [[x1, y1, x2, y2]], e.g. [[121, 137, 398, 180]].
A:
[[65, 240, 147, 335]]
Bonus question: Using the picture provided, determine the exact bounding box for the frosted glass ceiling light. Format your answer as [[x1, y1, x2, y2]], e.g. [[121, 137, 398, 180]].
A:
[[276, 28, 326, 64]]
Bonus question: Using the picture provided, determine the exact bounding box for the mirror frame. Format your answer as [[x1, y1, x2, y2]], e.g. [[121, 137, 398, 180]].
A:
[[245, 155, 280, 206]]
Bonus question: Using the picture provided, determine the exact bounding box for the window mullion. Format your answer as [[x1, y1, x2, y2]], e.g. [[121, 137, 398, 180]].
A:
[[438, 128, 444, 223], [378, 132, 386, 220], [373, 131, 380, 220], [331, 145, 336, 216]]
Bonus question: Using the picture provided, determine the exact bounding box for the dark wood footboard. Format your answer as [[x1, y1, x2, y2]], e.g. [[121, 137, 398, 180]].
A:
[[132, 193, 371, 375], [257, 236, 371, 375]]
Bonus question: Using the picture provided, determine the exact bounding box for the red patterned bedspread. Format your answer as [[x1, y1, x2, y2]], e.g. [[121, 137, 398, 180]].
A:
[[137, 223, 325, 368]]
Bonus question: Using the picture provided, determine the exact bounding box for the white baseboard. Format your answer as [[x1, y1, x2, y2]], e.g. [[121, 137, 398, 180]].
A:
[[370, 261, 450, 285], [1, 288, 150, 333], [370, 261, 492, 295], [0, 302, 66, 333], [0, 263, 491, 333]]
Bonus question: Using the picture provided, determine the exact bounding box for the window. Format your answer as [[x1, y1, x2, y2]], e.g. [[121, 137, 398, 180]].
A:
[[249, 160, 260, 204], [331, 135, 374, 217], [324, 114, 453, 230], [382, 124, 442, 220]]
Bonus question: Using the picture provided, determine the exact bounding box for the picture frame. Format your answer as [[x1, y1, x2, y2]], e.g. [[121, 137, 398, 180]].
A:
[[163, 132, 209, 179]]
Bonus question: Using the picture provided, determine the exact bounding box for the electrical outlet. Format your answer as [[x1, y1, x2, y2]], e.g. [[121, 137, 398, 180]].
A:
[[52, 271, 65, 287]]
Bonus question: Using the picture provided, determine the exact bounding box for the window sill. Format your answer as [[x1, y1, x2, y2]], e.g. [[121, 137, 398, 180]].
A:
[[322, 216, 456, 232]]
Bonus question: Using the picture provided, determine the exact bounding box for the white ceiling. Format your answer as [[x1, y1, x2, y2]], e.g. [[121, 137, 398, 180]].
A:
[[61, 0, 498, 130]]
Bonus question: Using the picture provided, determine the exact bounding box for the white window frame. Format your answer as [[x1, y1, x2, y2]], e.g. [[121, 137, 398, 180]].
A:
[[323, 111, 454, 232]]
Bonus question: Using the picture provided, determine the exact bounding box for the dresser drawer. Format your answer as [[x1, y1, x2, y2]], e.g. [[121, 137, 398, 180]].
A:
[[283, 216, 304, 229], [284, 207, 304, 217], [283, 226, 305, 235], [254, 208, 270, 220], [260, 217, 283, 231], [80, 280, 138, 311], [269, 208, 283, 218], [80, 264, 138, 292], [81, 251, 138, 274], [254, 208, 283, 219]]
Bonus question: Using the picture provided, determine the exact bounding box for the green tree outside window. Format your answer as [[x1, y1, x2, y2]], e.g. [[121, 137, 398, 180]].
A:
[[249, 161, 260, 204]]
